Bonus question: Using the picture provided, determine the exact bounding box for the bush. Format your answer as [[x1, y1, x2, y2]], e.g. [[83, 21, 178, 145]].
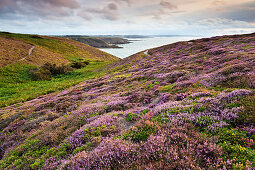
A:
[[30, 63, 73, 80], [30, 35, 43, 39], [71, 61, 89, 69], [30, 67, 51, 80], [41, 63, 73, 75]]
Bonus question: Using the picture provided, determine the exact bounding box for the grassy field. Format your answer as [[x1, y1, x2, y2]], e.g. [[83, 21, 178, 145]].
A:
[[0, 32, 118, 107], [0, 61, 110, 107]]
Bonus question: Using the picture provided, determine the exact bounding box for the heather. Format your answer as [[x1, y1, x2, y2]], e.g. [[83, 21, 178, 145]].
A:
[[0, 33, 254, 169]]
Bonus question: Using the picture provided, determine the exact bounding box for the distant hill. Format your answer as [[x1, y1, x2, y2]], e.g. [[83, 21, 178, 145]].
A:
[[0, 32, 118, 67], [64, 36, 130, 48]]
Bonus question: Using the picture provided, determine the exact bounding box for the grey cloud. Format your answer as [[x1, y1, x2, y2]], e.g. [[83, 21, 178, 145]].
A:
[[0, 0, 79, 18], [160, 1, 177, 10], [1, 0, 79, 10], [219, 2, 255, 22], [0, 0, 15, 6], [108, 3, 118, 10], [79, 3, 120, 21], [42, 0, 79, 9], [0, 0, 16, 13]]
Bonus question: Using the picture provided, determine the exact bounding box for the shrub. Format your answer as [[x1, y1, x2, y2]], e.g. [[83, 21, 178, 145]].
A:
[[71, 61, 89, 69], [30, 63, 73, 80], [29, 67, 51, 80], [41, 63, 73, 75], [30, 35, 43, 39]]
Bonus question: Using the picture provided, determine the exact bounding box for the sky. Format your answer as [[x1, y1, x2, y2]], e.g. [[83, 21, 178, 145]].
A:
[[0, 0, 255, 35]]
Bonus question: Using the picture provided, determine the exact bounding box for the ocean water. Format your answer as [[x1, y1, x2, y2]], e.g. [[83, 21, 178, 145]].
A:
[[100, 36, 200, 59]]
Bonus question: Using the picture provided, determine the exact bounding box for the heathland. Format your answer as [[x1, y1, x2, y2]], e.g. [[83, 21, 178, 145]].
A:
[[0, 32, 254, 169]]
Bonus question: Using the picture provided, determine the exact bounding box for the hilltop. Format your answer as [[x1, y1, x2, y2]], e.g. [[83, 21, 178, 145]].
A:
[[0, 33, 254, 169], [0, 32, 118, 67]]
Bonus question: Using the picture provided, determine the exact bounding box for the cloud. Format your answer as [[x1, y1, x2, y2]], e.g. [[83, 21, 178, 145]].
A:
[[107, 3, 118, 10], [78, 3, 120, 21], [42, 0, 79, 8], [0, 0, 79, 18], [0, 0, 14, 6], [212, 0, 225, 6], [113, 0, 133, 6], [0, 0, 255, 35], [160, 1, 177, 10], [220, 2, 255, 23]]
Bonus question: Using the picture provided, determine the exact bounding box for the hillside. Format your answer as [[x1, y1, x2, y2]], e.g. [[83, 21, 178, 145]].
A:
[[0, 33, 254, 169], [64, 36, 129, 48], [99, 37, 130, 45], [0, 32, 119, 107], [0, 32, 118, 66]]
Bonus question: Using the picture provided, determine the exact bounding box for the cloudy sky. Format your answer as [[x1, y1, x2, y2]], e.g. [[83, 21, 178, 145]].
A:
[[0, 0, 255, 35]]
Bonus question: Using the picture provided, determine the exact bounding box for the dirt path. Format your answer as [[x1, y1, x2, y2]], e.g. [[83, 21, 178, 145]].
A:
[[144, 50, 149, 55], [19, 46, 35, 61]]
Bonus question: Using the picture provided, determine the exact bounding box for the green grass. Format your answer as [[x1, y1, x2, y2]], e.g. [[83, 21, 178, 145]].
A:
[[0, 32, 118, 107], [0, 32, 118, 62], [0, 62, 110, 107], [0, 32, 81, 59]]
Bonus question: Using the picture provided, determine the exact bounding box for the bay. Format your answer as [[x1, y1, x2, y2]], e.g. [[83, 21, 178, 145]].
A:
[[100, 36, 200, 59]]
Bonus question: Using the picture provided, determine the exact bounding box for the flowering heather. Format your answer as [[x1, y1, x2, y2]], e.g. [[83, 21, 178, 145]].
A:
[[0, 33, 255, 169], [218, 89, 253, 102]]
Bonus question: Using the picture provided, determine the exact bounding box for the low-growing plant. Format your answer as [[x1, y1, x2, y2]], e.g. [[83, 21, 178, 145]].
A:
[[235, 95, 255, 125], [126, 113, 139, 122], [220, 142, 255, 166], [122, 120, 157, 142]]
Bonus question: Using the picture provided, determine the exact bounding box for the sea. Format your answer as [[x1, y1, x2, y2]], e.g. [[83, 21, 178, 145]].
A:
[[100, 36, 201, 59]]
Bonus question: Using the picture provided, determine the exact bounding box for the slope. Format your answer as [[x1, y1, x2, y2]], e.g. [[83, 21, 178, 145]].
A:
[[0, 33, 254, 169], [0, 32, 119, 107], [0, 32, 118, 67]]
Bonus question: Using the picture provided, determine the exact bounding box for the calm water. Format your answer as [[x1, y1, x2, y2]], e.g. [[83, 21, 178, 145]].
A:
[[100, 36, 200, 59]]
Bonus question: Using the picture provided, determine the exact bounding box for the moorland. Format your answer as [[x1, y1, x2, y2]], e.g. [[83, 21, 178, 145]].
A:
[[0, 32, 254, 169]]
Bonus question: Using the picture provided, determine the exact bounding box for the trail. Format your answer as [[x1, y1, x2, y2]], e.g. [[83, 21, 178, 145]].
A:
[[19, 46, 35, 61]]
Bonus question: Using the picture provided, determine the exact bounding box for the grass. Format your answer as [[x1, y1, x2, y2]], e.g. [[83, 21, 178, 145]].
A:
[[0, 32, 118, 66], [0, 32, 118, 107], [0, 61, 110, 107], [0, 32, 78, 58]]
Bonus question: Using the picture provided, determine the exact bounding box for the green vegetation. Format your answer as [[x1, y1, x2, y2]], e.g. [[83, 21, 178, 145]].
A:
[[235, 95, 255, 125], [122, 120, 158, 142], [0, 32, 118, 107], [200, 127, 255, 167], [30, 62, 74, 81], [0, 61, 110, 107], [0, 32, 85, 61]]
